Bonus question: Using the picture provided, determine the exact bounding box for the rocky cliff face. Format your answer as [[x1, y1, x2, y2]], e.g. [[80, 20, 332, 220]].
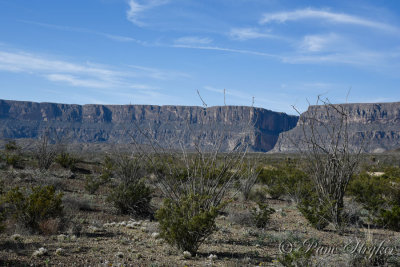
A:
[[272, 102, 400, 153], [0, 99, 298, 152]]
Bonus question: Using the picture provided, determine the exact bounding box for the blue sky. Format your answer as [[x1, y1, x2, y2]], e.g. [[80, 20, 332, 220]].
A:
[[0, 0, 399, 114]]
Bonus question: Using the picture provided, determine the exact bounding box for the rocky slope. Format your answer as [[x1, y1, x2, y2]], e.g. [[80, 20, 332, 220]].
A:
[[0, 99, 298, 152], [272, 102, 400, 153]]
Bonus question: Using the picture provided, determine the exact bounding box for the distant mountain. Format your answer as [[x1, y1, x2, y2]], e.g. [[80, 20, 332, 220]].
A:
[[272, 102, 400, 153], [0, 99, 298, 152]]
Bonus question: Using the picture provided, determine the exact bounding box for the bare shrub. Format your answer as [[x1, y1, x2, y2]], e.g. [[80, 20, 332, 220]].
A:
[[34, 132, 60, 171], [292, 97, 363, 231]]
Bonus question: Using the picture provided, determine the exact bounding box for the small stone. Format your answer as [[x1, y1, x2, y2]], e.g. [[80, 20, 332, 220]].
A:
[[57, 234, 67, 242], [140, 226, 147, 232], [208, 254, 217, 260], [126, 223, 136, 229], [151, 232, 160, 239], [183, 251, 191, 259], [56, 248, 64, 255], [115, 251, 124, 258], [70, 235, 77, 241], [32, 247, 47, 257]]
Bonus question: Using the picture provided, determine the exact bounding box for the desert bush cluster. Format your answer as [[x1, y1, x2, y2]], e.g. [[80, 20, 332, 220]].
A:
[[1, 100, 400, 266]]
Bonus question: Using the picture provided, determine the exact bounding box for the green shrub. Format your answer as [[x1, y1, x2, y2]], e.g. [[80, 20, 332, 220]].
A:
[[3, 185, 63, 232], [259, 164, 310, 202], [277, 246, 313, 267], [99, 155, 114, 183], [348, 171, 400, 230], [55, 152, 77, 170], [376, 205, 400, 231], [0, 180, 5, 232], [84, 175, 102, 194], [347, 172, 391, 215], [107, 181, 152, 217], [297, 191, 331, 230], [251, 202, 275, 228], [4, 140, 18, 151], [248, 186, 268, 203], [5, 153, 23, 168], [156, 193, 223, 254]]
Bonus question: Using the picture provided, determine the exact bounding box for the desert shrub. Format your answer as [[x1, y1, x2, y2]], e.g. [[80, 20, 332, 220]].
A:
[[348, 251, 399, 267], [248, 186, 268, 203], [347, 171, 400, 230], [347, 172, 392, 215], [251, 202, 275, 228], [5, 140, 18, 151], [3, 185, 63, 233], [113, 153, 146, 184], [55, 152, 77, 170], [2, 141, 23, 169], [84, 175, 102, 194], [0, 180, 5, 232], [156, 193, 223, 254], [34, 133, 59, 170], [259, 164, 310, 202], [277, 246, 313, 267], [238, 163, 260, 200], [259, 167, 286, 199], [297, 190, 331, 230], [291, 98, 362, 231], [376, 205, 400, 231], [107, 181, 153, 217], [98, 155, 114, 183]]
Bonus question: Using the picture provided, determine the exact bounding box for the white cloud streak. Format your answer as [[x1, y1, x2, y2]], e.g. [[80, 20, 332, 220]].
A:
[[126, 0, 169, 26], [0, 49, 187, 89], [229, 28, 279, 40], [174, 36, 213, 45], [260, 8, 398, 33], [172, 44, 279, 58], [300, 33, 341, 52], [20, 20, 144, 44]]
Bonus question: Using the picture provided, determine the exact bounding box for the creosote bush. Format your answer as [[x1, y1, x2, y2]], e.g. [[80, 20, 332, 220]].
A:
[[251, 202, 275, 228], [3, 185, 63, 233], [347, 169, 400, 231], [106, 153, 153, 217], [259, 163, 310, 202], [107, 181, 153, 217], [55, 151, 77, 170], [156, 193, 223, 254], [2, 140, 23, 169]]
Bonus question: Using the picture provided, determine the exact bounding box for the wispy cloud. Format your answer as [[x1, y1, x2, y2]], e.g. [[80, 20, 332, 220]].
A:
[[172, 44, 279, 58], [19, 20, 145, 44], [126, 0, 169, 26], [260, 8, 399, 33], [0, 49, 187, 90], [128, 65, 190, 80], [174, 36, 213, 45], [45, 74, 111, 88], [299, 33, 341, 52], [229, 28, 279, 40]]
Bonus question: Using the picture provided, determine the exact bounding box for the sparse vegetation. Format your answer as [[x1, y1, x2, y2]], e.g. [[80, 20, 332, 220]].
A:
[[35, 133, 59, 170], [107, 181, 153, 217], [251, 202, 275, 228], [3, 185, 63, 233]]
